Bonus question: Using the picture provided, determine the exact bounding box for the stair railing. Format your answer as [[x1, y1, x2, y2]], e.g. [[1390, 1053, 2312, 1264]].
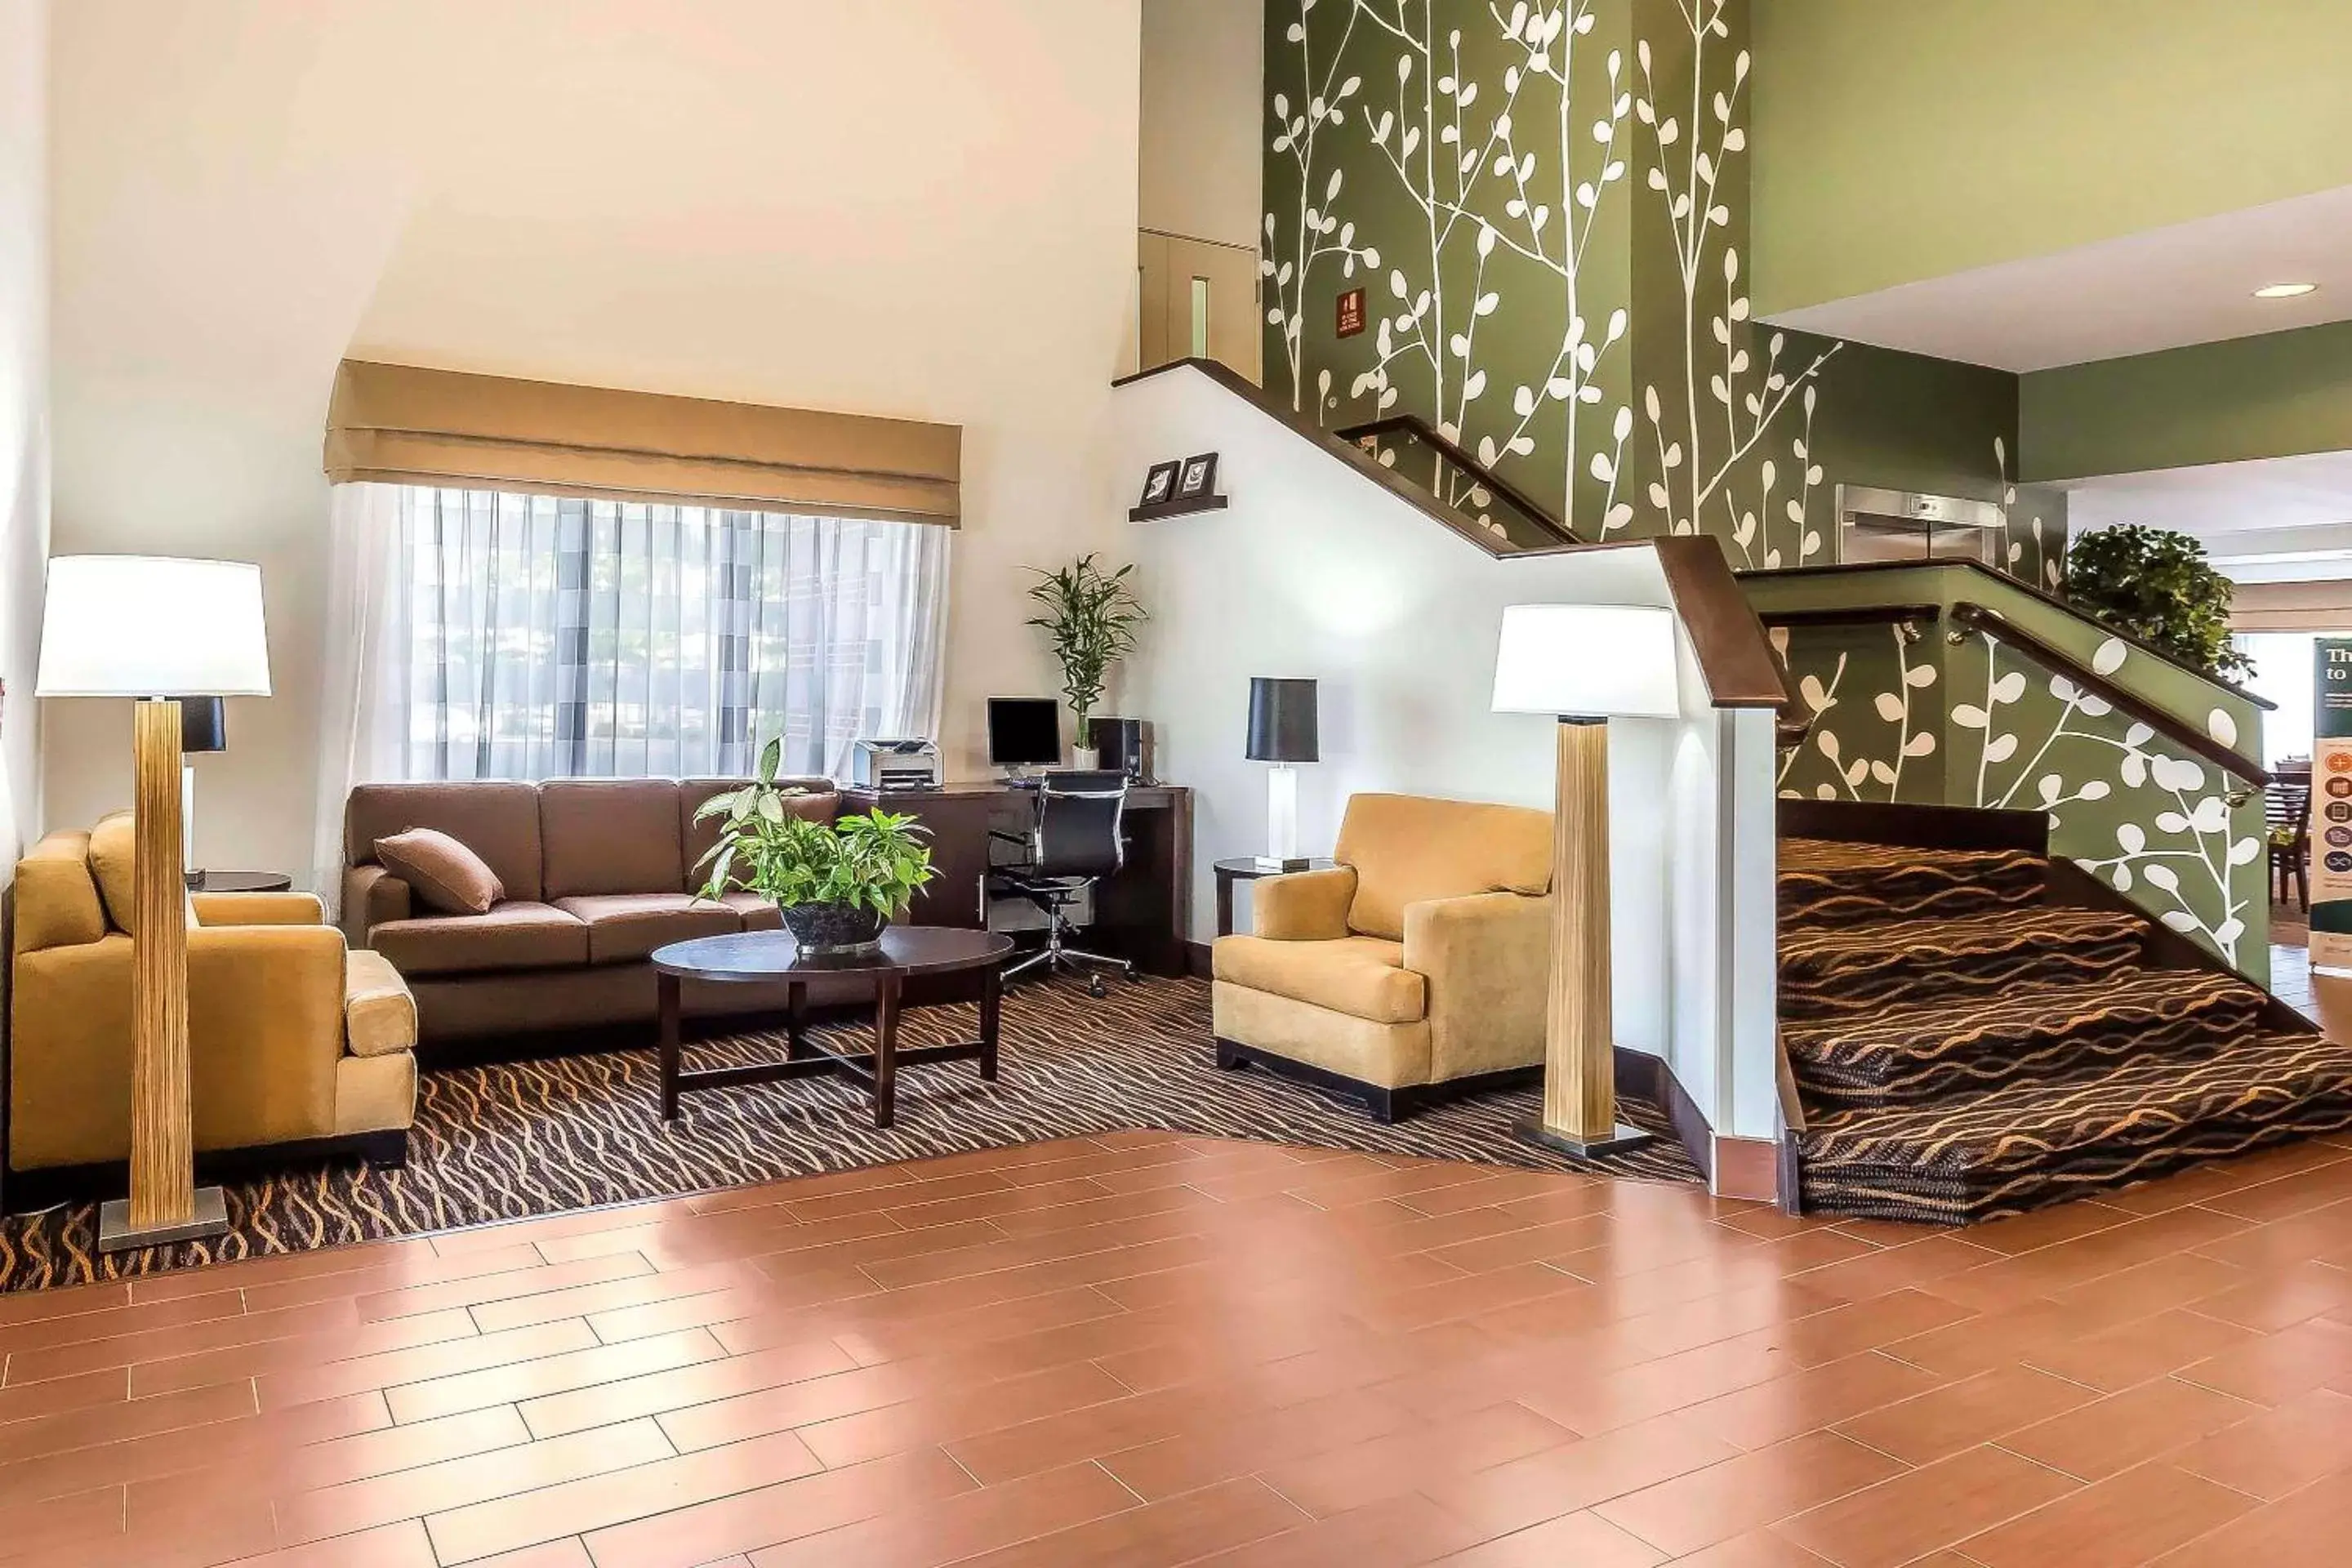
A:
[[1950, 602, 2271, 797], [1330, 414, 1583, 550]]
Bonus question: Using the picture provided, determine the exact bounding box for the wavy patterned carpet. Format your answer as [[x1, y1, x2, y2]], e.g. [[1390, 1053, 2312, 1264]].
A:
[[0, 974, 1694, 1293], [1782, 835, 2352, 1224]]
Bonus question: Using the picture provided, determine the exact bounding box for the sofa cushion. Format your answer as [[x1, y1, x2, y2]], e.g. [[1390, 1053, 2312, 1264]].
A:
[[344, 948, 419, 1058], [1334, 793, 1553, 941], [541, 779, 688, 898], [369, 901, 588, 976], [373, 828, 504, 915], [718, 891, 785, 932], [553, 893, 740, 964], [346, 782, 546, 902], [16, 830, 108, 953], [680, 778, 840, 891], [1211, 934, 1426, 1024], [88, 811, 137, 933]]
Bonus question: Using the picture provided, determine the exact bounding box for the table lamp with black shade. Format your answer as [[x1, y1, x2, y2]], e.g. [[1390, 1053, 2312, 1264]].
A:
[[36, 556, 271, 1251], [1246, 676, 1317, 871], [1490, 603, 1677, 1159]]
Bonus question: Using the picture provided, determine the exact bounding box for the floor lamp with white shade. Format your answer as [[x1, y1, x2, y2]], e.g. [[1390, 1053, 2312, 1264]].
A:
[[1490, 602, 1678, 1159], [35, 556, 272, 1252]]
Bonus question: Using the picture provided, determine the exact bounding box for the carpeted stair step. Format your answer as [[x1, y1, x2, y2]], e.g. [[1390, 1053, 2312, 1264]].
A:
[[1779, 906, 2146, 1023], [1797, 1030, 2352, 1224], [1779, 837, 2047, 929], [1784, 968, 2263, 1111]]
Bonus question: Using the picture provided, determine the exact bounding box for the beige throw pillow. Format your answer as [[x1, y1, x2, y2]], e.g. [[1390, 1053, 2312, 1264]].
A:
[[88, 811, 138, 933], [375, 827, 504, 916]]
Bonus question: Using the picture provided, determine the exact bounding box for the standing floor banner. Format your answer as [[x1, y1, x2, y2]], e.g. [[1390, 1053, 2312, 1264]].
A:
[[2311, 638, 2352, 972]]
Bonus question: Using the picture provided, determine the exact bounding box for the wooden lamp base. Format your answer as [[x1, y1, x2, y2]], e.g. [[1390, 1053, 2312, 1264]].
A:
[[100, 697, 229, 1254], [1512, 715, 1654, 1163]]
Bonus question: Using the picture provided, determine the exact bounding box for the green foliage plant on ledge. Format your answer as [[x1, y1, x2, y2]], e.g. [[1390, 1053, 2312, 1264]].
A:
[[1024, 554, 1146, 750], [2062, 524, 2252, 684], [695, 737, 935, 917]]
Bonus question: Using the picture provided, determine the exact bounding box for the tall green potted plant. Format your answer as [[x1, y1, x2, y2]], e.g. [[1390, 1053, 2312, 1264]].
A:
[[1024, 554, 1147, 765], [2062, 524, 2253, 683], [695, 737, 936, 954]]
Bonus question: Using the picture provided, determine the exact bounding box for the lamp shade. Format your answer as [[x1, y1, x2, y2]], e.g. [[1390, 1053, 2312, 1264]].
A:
[[1246, 676, 1319, 763], [1490, 603, 1680, 719], [35, 557, 272, 698]]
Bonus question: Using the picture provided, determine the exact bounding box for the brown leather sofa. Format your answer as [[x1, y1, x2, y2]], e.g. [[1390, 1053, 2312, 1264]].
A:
[[342, 777, 835, 1045]]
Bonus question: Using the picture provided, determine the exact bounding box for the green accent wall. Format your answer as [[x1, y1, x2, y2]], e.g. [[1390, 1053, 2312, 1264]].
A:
[[1751, 0, 2352, 316], [1262, 0, 2062, 577], [2021, 319, 2352, 483]]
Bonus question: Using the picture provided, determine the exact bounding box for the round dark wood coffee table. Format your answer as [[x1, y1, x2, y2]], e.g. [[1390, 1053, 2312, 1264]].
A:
[[649, 926, 1016, 1129]]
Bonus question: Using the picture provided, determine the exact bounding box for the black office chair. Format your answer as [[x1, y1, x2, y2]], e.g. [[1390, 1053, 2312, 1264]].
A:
[[989, 769, 1138, 996]]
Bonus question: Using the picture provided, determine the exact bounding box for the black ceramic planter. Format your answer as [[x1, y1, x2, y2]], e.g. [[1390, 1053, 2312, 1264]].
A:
[[778, 900, 888, 956]]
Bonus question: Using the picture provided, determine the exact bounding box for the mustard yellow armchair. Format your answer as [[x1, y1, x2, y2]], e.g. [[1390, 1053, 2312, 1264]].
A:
[[1210, 793, 1554, 1120], [7, 824, 417, 1196]]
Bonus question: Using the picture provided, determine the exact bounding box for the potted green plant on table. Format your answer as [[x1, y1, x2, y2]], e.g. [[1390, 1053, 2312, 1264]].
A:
[[1024, 554, 1146, 767], [2062, 524, 2254, 683], [695, 738, 936, 955]]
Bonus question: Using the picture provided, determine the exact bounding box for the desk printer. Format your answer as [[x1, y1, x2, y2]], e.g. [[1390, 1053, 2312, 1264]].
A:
[[850, 737, 942, 791]]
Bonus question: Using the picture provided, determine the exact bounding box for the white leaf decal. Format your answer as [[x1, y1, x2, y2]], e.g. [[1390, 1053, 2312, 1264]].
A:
[[2207, 709, 2238, 747], [2118, 822, 2147, 853], [1904, 731, 1936, 757], [2150, 756, 2207, 794], [1984, 733, 2018, 764], [1952, 703, 1989, 729], [2145, 863, 2181, 893], [1816, 730, 1842, 761], [1870, 761, 1896, 786], [2038, 774, 2063, 806], [2091, 638, 2127, 676], [1873, 693, 1904, 722], [1991, 671, 2026, 706], [1905, 664, 1938, 688], [2078, 780, 2110, 800]]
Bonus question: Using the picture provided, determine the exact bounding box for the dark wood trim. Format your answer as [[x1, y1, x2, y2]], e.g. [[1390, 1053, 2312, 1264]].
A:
[[1743, 558, 2275, 711], [1777, 798, 2051, 855], [1184, 939, 1213, 978], [1213, 1036, 1539, 1125], [1778, 1130, 1806, 1218], [6, 1129, 410, 1215], [1616, 1045, 1712, 1183], [1755, 604, 1940, 630], [1951, 603, 2272, 786], [1774, 1028, 1806, 1216], [1129, 494, 1229, 524], [1114, 359, 1784, 715], [1331, 415, 1581, 547], [1653, 535, 1790, 709], [2045, 858, 2319, 1033]]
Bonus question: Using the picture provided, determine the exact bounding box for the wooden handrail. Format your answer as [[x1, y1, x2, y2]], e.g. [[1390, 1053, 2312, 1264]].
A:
[[1111, 358, 1787, 711], [1330, 415, 1580, 547], [1756, 604, 1941, 631], [1949, 603, 2272, 788], [1748, 558, 2275, 711]]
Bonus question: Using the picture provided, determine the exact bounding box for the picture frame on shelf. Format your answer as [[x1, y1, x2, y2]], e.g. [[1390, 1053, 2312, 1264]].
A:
[[1139, 461, 1180, 509], [1176, 452, 1219, 501]]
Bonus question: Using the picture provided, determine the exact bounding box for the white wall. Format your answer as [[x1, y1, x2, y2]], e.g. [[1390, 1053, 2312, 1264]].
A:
[[1138, 0, 1263, 249], [1112, 365, 1781, 1144], [45, 0, 1142, 876], [0, 0, 47, 866]]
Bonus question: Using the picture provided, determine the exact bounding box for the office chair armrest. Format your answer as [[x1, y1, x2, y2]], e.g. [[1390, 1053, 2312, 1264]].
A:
[[1253, 866, 1357, 941], [986, 829, 1032, 849]]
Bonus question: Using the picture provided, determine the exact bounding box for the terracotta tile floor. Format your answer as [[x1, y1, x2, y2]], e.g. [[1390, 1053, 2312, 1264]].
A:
[[7, 1131, 2352, 1566]]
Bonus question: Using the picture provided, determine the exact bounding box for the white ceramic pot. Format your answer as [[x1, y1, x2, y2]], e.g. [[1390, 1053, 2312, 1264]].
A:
[[1071, 746, 1101, 769]]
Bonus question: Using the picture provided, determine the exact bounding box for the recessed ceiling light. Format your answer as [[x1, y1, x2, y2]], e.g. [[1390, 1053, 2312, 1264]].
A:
[[2254, 282, 2319, 299]]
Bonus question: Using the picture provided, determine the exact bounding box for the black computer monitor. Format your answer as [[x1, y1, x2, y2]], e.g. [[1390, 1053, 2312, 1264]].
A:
[[987, 697, 1062, 770]]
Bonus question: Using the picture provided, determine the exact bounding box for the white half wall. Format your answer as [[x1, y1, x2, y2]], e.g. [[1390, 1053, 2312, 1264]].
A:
[[1111, 365, 1781, 1145], [45, 0, 1142, 876], [0, 0, 47, 868]]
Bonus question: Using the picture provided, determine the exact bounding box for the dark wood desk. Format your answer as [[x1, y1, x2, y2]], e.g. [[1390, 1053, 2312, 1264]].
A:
[[839, 781, 1193, 977]]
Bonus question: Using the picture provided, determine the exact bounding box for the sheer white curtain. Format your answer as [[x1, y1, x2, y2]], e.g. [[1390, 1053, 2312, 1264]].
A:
[[311, 481, 949, 904]]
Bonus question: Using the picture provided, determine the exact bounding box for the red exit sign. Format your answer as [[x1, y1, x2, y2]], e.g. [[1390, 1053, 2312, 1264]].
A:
[[1335, 287, 1366, 338]]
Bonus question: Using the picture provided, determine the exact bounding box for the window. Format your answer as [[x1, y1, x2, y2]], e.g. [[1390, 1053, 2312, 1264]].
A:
[[378, 484, 947, 782], [2235, 631, 2320, 768]]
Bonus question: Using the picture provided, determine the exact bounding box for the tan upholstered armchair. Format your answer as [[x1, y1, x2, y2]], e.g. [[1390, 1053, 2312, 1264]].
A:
[[7, 820, 418, 1202], [1210, 793, 1554, 1120]]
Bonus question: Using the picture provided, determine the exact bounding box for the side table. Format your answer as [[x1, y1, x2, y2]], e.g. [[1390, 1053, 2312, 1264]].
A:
[[187, 870, 295, 893], [1212, 856, 1338, 938]]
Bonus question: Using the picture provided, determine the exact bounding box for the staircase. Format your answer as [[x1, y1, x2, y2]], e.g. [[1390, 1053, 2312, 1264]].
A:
[[1780, 835, 2352, 1224]]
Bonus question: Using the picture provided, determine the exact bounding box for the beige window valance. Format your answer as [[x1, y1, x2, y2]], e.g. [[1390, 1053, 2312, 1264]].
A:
[[2230, 579, 2352, 632], [323, 360, 961, 526]]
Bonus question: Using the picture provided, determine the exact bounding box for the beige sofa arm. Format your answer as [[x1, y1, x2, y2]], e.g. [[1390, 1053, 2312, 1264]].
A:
[[1403, 892, 1551, 1083], [342, 863, 412, 948], [194, 891, 325, 927], [1253, 866, 1359, 941]]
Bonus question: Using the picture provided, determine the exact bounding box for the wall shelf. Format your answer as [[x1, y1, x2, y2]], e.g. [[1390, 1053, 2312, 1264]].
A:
[[1129, 494, 1229, 524]]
